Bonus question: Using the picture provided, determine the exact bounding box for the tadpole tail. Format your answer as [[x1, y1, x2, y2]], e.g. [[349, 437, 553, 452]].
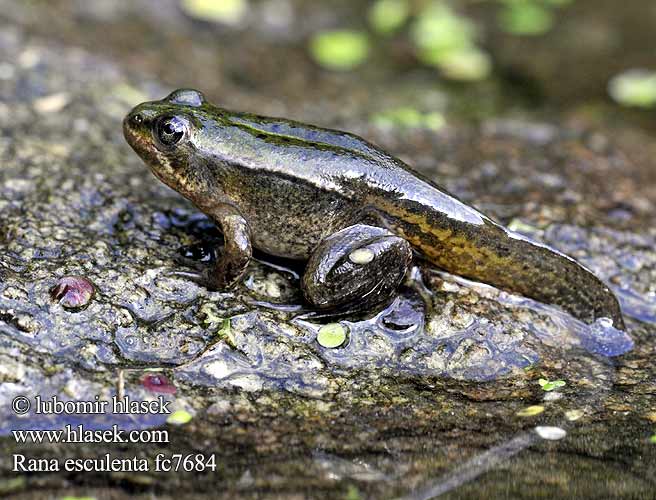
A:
[[395, 210, 625, 329], [437, 221, 625, 330]]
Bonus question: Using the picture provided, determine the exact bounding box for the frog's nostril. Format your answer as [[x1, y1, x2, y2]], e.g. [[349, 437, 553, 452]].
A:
[[130, 112, 144, 126]]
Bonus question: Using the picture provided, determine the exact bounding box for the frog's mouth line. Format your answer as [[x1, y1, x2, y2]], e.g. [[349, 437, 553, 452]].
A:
[[123, 121, 164, 172]]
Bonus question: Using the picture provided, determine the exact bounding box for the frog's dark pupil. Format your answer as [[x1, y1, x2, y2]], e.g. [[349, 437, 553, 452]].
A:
[[157, 116, 186, 146]]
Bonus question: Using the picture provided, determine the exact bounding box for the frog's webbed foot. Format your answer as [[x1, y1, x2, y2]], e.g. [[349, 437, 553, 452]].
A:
[[301, 224, 412, 314], [168, 209, 252, 291], [164, 268, 238, 291]]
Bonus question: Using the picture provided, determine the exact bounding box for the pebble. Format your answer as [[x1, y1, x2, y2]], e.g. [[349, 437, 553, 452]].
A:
[[535, 426, 567, 440], [142, 373, 177, 395], [50, 276, 96, 310], [33, 92, 70, 114]]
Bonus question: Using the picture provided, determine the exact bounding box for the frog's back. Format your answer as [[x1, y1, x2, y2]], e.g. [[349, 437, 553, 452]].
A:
[[222, 109, 624, 328]]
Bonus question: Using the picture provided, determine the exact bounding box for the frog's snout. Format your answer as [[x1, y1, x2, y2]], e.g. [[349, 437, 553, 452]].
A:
[[123, 106, 156, 156], [123, 106, 161, 169], [125, 110, 144, 128], [123, 109, 143, 143]]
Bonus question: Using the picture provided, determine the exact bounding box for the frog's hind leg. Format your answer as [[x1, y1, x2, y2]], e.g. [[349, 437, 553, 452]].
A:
[[301, 224, 412, 314]]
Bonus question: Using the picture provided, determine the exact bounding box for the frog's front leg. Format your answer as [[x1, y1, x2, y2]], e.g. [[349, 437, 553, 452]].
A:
[[173, 205, 252, 290], [301, 224, 412, 312]]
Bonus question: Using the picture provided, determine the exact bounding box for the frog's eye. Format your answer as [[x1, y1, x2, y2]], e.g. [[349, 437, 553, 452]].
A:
[[154, 115, 189, 148]]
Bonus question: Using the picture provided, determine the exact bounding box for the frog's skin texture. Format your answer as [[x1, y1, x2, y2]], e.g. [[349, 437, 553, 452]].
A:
[[123, 89, 625, 329]]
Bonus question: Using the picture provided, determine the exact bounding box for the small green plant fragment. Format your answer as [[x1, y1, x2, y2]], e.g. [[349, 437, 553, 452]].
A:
[[410, 4, 491, 81], [516, 405, 544, 417], [411, 4, 475, 56], [167, 409, 193, 425], [200, 305, 236, 347], [498, 3, 554, 36], [538, 378, 566, 391], [372, 107, 445, 130], [507, 218, 540, 235], [180, 0, 248, 26], [368, 0, 410, 35], [309, 30, 370, 71], [317, 323, 347, 348], [344, 484, 363, 500], [437, 48, 491, 81], [216, 318, 236, 347], [608, 69, 656, 108], [650, 434, 656, 444]]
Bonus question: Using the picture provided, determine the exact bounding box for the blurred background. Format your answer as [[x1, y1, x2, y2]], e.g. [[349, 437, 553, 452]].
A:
[[4, 0, 655, 128]]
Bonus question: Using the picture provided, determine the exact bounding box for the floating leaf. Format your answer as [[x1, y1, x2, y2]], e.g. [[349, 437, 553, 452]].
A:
[[368, 0, 410, 35], [371, 107, 445, 130], [317, 323, 347, 348], [180, 0, 248, 26], [345, 484, 363, 500], [516, 405, 544, 417], [411, 4, 475, 54], [309, 30, 370, 71], [650, 434, 656, 444], [498, 3, 554, 36], [167, 409, 193, 425], [539, 378, 566, 391], [608, 69, 656, 109], [437, 48, 491, 81]]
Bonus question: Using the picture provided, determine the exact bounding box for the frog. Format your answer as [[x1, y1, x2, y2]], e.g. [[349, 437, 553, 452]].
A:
[[123, 89, 625, 329]]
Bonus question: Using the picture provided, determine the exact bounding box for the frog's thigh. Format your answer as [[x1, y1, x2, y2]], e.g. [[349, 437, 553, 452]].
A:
[[301, 224, 412, 311]]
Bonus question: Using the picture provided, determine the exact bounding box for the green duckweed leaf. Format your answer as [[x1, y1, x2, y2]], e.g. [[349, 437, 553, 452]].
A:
[[317, 323, 347, 348], [309, 30, 370, 71]]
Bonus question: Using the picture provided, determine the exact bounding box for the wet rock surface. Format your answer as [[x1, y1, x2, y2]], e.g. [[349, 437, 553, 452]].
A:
[[0, 2, 655, 499]]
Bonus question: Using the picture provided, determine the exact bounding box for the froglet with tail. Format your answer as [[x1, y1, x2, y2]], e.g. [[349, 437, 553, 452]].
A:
[[123, 89, 624, 329]]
